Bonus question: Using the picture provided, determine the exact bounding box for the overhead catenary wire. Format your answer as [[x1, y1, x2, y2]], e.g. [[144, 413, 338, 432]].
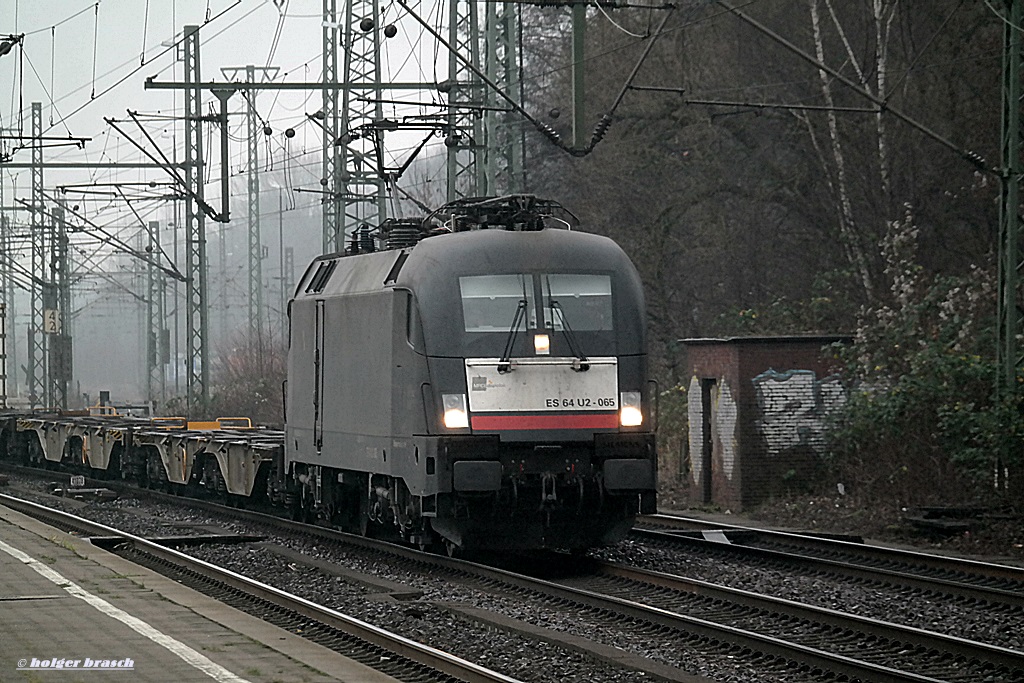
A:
[[595, 2, 649, 39], [264, 0, 288, 69], [90, 1, 99, 99], [11, 48, 76, 139], [12, 0, 976, 246], [141, 0, 151, 66], [12, 0, 248, 139], [983, 0, 1024, 33], [713, 0, 993, 173], [394, 0, 676, 157], [885, 0, 966, 99], [49, 26, 54, 125], [29, 190, 186, 282]]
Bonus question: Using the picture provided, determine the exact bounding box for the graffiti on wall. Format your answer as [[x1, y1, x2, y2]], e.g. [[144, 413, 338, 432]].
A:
[[686, 376, 704, 484], [687, 376, 739, 483], [751, 369, 846, 457]]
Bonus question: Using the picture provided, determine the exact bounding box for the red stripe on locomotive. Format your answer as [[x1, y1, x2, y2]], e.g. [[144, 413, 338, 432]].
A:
[[470, 413, 618, 430]]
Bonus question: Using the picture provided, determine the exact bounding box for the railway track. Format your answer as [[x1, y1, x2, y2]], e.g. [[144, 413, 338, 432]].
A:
[[571, 560, 1024, 682], [636, 513, 1024, 608], [0, 493, 520, 683], [4, 475, 1022, 682]]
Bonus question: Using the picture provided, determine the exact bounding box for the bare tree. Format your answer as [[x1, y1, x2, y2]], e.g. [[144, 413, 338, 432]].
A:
[[208, 327, 286, 425]]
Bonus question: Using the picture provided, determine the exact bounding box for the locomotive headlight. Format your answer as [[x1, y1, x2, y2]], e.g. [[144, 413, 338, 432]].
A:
[[534, 333, 550, 355], [442, 393, 469, 429], [619, 391, 643, 427]]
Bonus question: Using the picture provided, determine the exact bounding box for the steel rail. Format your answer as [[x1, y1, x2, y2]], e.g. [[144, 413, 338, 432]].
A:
[[11, 483, 952, 683], [638, 513, 1024, 605], [591, 560, 1024, 674], [0, 493, 522, 683], [0, 469, 1000, 681]]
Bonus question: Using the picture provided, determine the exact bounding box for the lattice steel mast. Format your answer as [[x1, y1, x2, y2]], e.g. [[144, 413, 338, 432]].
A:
[[245, 65, 267, 338], [340, 0, 387, 239], [147, 220, 167, 406], [483, 0, 524, 194], [183, 25, 210, 409], [323, 0, 342, 252], [47, 203, 70, 409], [28, 102, 45, 407], [446, 0, 484, 199], [0, 179, 14, 399]]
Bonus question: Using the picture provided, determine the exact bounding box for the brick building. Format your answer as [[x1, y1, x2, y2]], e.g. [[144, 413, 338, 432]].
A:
[[681, 336, 850, 511]]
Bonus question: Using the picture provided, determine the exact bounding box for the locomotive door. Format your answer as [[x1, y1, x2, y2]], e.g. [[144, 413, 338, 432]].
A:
[[314, 299, 326, 452]]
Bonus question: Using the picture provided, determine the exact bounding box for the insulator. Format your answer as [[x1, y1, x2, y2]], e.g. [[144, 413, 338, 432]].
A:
[[539, 124, 561, 145], [385, 220, 422, 250], [590, 114, 613, 145], [357, 224, 375, 253]]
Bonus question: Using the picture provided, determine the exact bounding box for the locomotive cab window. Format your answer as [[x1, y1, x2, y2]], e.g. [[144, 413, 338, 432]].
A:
[[542, 274, 613, 332], [459, 275, 537, 332]]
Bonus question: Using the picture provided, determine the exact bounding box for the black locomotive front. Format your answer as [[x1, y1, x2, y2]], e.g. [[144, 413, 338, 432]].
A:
[[403, 229, 656, 550], [285, 197, 656, 552]]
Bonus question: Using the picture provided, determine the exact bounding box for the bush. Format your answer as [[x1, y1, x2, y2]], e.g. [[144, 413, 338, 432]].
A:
[[826, 207, 1019, 506], [161, 330, 286, 425], [656, 383, 688, 479]]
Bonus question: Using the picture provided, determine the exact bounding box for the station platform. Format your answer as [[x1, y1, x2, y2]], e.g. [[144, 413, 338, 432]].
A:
[[0, 502, 399, 683]]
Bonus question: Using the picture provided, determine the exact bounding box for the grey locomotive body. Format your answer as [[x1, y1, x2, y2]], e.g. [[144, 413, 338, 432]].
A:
[[286, 201, 657, 552]]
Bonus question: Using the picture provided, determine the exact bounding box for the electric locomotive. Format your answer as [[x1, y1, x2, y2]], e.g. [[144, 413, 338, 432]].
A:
[[285, 196, 656, 552]]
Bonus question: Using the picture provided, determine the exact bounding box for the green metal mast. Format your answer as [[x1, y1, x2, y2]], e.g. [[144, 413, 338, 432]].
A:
[[998, 0, 1023, 405]]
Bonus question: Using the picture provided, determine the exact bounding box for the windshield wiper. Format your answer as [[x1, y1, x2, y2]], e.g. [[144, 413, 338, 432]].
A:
[[549, 300, 589, 372], [497, 298, 527, 373]]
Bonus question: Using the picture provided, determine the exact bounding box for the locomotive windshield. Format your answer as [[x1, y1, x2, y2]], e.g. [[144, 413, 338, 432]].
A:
[[459, 273, 612, 334], [459, 275, 538, 332], [401, 228, 645, 359], [541, 274, 613, 332]]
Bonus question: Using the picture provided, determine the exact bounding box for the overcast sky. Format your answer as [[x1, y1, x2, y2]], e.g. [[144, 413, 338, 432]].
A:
[[0, 0, 454, 403], [1, 0, 449, 208]]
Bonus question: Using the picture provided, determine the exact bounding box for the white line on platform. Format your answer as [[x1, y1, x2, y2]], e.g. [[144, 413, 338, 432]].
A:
[[0, 539, 252, 683]]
